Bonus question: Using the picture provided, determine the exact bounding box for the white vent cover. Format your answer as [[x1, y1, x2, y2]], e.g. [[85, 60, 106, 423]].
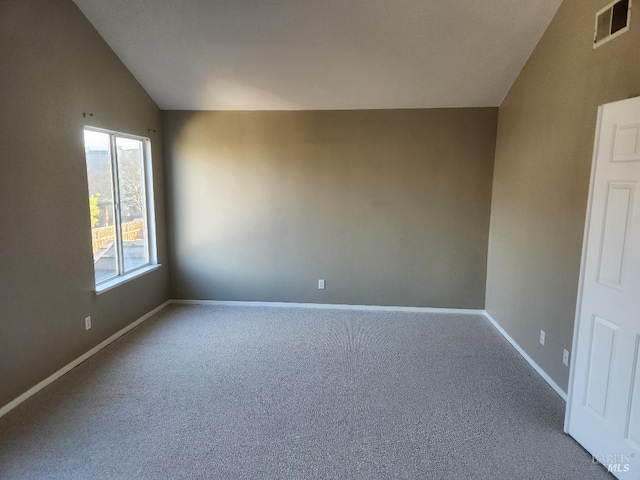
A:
[[594, 0, 632, 48]]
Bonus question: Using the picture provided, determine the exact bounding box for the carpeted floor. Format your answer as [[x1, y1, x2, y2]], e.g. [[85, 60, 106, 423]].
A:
[[0, 305, 611, 479]]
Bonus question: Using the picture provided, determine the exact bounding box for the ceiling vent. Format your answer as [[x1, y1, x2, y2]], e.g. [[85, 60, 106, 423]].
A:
[[594, 0, 631, 48]]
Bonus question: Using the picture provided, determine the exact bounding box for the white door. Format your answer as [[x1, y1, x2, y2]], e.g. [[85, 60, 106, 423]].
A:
[[566, 96, 640, 479]]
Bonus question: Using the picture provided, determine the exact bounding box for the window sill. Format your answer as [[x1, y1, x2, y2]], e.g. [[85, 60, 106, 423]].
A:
[[94, 264, 161, 295]]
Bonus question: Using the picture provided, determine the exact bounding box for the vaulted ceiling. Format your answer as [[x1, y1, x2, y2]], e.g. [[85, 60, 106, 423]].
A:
[[73, 0, 563, 110]]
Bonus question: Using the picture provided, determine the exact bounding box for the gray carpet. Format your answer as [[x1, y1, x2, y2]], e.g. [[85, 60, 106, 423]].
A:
[[0, 305, 611, 479]]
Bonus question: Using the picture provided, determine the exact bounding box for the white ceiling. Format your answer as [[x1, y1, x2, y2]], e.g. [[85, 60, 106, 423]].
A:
[[73, 0, 563, 111]]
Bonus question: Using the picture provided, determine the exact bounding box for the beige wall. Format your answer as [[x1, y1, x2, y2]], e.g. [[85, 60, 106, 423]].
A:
[[0, 0, 170, 407], [486, 0, 640, 392], [164, 109, 497, 308]]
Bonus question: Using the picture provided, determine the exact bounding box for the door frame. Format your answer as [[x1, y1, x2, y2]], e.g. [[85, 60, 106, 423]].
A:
[[564, 105, 604, 433]]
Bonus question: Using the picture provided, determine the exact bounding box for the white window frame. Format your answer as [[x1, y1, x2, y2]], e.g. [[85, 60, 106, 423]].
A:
[[84, 126, 159, 293]]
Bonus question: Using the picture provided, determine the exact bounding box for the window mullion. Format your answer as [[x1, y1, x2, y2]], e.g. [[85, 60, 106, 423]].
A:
[[110, 134, 125, 275], [141, 143, 151, 264]]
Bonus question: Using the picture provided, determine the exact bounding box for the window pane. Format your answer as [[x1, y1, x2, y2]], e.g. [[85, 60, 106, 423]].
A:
[[84, 130, 119, 283], [596, 9, 612, 43], [612, 0, 629, 34], [116, 136, 149, 272]]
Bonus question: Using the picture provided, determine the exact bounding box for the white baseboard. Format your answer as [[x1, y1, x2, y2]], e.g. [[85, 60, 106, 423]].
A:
[[172, 299, 484, 315], [0, 300, 172, 419], [483, 311, 568, 402]]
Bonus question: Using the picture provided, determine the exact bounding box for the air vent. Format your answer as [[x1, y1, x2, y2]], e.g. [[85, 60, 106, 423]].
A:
[[594, 0, 631, 48]]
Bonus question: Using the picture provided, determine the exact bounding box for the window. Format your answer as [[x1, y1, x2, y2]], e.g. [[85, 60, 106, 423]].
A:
[[84, 127, 157, 290]]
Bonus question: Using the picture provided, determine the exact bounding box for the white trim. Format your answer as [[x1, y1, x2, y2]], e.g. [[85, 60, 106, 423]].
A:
[[95, 264, 162, 295], [483, 310, 568, 402], [144, 139, 158, 266], [593, 0, 632, 49], [83, 125, 151, 144], [0, 300, 172, 419], [171, 299, 484, 315], [564, 105, 605, 433]]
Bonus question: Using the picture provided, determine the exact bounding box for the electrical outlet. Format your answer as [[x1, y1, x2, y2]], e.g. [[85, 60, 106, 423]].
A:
[[563, 349, 570, 366], [318, 279, 325, 290], [540, 330, 545, 346], [85, 316, 92, 330]]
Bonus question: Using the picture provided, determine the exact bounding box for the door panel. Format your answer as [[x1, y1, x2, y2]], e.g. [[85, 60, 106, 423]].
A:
[[585, 315, 618, 418], [613, 123, 640, 162], [598, 183, 634, 288]]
